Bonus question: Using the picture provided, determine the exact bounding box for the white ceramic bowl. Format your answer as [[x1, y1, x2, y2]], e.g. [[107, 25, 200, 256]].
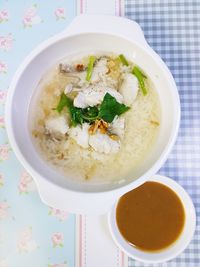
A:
[[109, 175, 196, 264], [5, 15, 180, 214]]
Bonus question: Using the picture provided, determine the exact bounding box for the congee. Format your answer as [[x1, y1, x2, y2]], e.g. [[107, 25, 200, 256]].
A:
[[30, 52, 160, 184]]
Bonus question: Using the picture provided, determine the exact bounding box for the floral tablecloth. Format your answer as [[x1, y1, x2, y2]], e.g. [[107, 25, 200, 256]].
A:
[[0, 2, 76, 267]]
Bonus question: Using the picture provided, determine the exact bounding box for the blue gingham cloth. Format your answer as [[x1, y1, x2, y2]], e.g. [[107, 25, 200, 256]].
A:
[[125, 1, 200, 266]]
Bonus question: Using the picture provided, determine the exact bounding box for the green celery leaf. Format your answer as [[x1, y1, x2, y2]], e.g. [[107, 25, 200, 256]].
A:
[[98, 93, 130, 123], [81, 106, 99, 122], [56, 92, 73, 113]]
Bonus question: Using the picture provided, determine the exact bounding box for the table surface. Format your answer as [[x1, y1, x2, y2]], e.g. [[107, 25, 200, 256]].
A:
[[0, 1, 199, 267]]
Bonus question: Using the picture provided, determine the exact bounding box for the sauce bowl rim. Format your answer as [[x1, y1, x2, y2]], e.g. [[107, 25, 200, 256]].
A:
[[108, 174, 196, 264]]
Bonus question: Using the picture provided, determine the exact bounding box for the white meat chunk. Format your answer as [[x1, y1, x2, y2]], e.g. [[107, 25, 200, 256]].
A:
[[91, 58, 108, 83], [45, 116, 69, 135], [64, 83, 73, 94], [69, 123, 89, 148], [89, 132, 120, 154], [75, 71, 87, 87], [73, 86, 123, 108], [109, 116, 125, 139], [119, 73, 139, 105]]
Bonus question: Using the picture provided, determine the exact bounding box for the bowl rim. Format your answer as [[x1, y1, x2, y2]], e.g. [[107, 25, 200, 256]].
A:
[[5, 31, 180, 195], [108, 174, 196, 264]]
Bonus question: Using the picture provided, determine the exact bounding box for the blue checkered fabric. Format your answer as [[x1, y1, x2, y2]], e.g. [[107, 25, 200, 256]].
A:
[[125, 1, 200, 266]]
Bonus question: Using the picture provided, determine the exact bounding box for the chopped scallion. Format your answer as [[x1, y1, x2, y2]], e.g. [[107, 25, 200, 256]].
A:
[[86, 56, 95, 81], [119, 54, 129, 66], [132, 66, 148, 96]]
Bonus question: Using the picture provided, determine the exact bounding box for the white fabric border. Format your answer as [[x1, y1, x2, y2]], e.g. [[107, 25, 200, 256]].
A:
[[76, 0, 125, 16], [75, 215, 128, 267], [75, 1, 128, 266]]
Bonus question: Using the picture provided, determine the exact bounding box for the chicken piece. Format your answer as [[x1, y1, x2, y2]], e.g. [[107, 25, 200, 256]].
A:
[[69, 123, 89, 148], [109, 116, 125, 139], [73, 86, 123, 108], [89, 131, 120, 154], [45, 116, 69, 135], [90, 57, 108, 83], [119, 73, 139, 105]]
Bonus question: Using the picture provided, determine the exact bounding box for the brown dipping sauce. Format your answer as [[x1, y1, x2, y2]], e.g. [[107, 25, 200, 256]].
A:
[[116, 181, 185, 252]]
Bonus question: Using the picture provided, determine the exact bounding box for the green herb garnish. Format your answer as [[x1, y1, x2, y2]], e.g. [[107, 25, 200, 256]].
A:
[[81, 106, 99, 122], [119, 54, 129, 66], [56, 94, 99, 125], [56, 93, 77, 126], [56, 92, 130, 125], [86, 56, 96, 81], [98, 93, 130, 123], [132, 66, 148, 96], [56, 92, 72, 113]]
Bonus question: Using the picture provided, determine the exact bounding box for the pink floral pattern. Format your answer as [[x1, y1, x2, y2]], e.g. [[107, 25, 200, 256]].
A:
[[18, 170, 36, 194], [0, 34, 14, 51], [54, 8, 66, 20], [23, 4, 42, 27], [52, 232, 64, 248], [0, 116, 5, 128], [17, 227, 37, 253], [0, 91, 7, 104], [49, 207, 68, 221], [0, 61, 8, 73], [0, 1, 76, 265], [0, 9, 9, 23], [0, 144, 10, 161], [0, 201, 9, 219], [0, 174, 4, 186], [48, 264, 67, 267], [0, 260, 8, 267]]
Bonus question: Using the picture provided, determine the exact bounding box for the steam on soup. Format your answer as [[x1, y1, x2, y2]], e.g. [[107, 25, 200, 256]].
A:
[[30, 52, 160, 184]]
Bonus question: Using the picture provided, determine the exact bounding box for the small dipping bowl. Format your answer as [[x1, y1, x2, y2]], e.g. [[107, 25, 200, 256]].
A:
[[108, 175, 196, 264]]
